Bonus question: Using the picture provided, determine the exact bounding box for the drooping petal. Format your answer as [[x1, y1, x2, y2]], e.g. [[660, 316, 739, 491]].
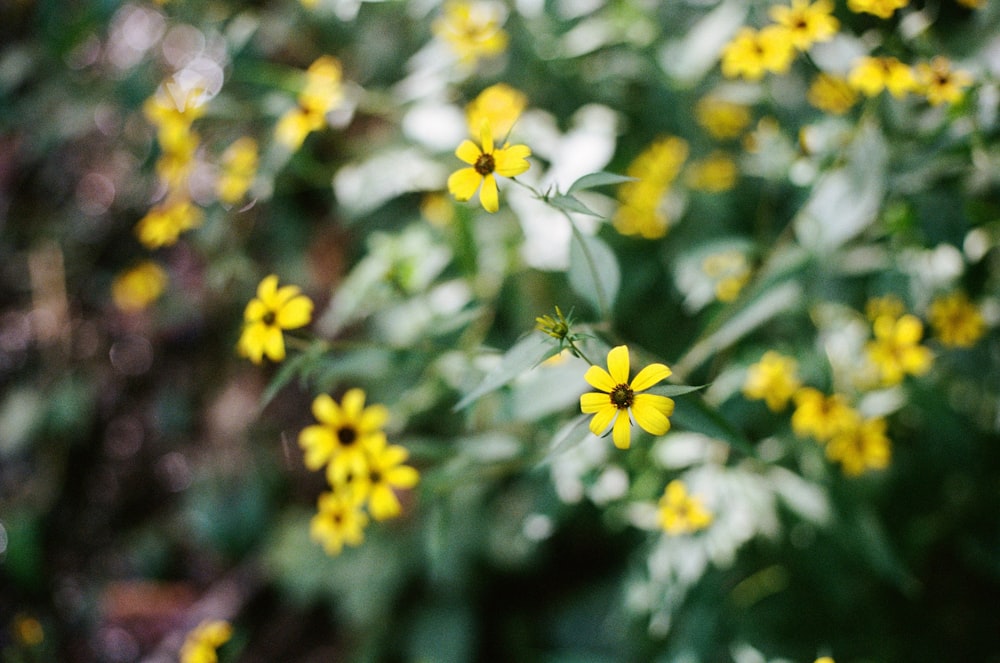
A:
[[448, 168, 482, 201], [584, 365, 616, 392], [455, 139, 482, 165], [479, 174, 499, 213], [631, 394, 674, 436], [493, 144, 531, 177], [606, 345, 631, 385], [631, 362, 672, 392], [580, 391, 612, 413], [276, 295, 313, 329], [611, 412, 632, 449], [587, 403, 618, 436]]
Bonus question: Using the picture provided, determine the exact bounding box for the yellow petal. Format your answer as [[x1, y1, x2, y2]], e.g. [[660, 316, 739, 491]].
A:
[[448, 168, 482, 201], [312, 393, 341, 426], [631, 362, 671, 391], [494, 144, 531, 177], [587, 404, 617, 436], [584, 365, 616, 392], [479, 174, 499, 213], [276, 295, 313, 329], [244, 299, 268, 323], [298, 425, 334, 470], [257, 274, 279, 301], [341, 388, 366, 419], [455, 139, 482, 165], [386, 464, 419, 489], [480, 120, 494, 154], [359, 403, 389, 432], [611, 412, 632, 449], [368, 485, 402, 520], [632, 394, 674, 436], [580, 391, 611, 413], [263, 325, 286, 362], [606, 345, 630, 385]]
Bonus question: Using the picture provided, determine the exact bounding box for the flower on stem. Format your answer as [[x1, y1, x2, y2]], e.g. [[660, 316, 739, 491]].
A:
[[179, 619, 232, 663], [928, 291, 985, 348], [275, 55, 343, 150], [447, 120, 530, 213], [657, 480, 713, 535], [742, 351, 801, 412], [299, 388, 389, 471], [580, 345, 674, 450], [310, 490, 369, 556], [236, 275, 313, 364]]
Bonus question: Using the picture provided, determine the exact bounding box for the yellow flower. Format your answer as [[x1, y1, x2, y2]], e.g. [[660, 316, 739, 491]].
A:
[[848, 56, 916, 98], [447, 120, 531, 213], [236, 275, 313, 365], [825, 417, 891, 476], [720, 26, 796, 81], [432, 0, 509, 64], [134, 197, 203, 249], [743, 351, 801, 412], [928, 291, 985, 348], [580, 345, 675, 450], [695, 96, 752, 140], [865, 294, 905, 322], [865, 313, 933, 385], [769, 0, 839, 51], [274, 56, 343, 150], [355, 433, 420, 521], [686, 152, 738, 193], [143, 84, 206, 153], [701, 249, 751, 302], [847, 0, 909, 18], [179, 619, 232, 663], [807, 73, 858, 115], [310, 490, 369, 556], [299, 389, 389, 471], [112, 261, 168, 313], [613, 136, 688, 239], [466, 83, 527, 141], [216, 137, 258, 205], [915, 56, 973, 106], [791, 388, 860, 442], [154, 129, 199, 189], [657, 480, 713, 535]]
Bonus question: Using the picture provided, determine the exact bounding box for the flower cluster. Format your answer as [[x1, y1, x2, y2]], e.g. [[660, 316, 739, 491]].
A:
[[275, 55, 344, 151]]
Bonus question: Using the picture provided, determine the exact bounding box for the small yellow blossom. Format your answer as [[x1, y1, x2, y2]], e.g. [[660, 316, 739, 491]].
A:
[[216, 137, 258, 205], [701, 249, 751, 302], [447, 120, 531, 213], [825, 417, 891, 476], [847, 0, 909, 18], [433, 0, 509, 65], [143, 84, 206, 153], [112, 261, 168, 313], [865, 294, 906, 323], [915, 57, 973, 106], [420, 192, 456, 227], [769, 0, 839, 51], [310, 491, 369, 556], [299, 389, 389, 471], [236, 275, 313, 365], [179, 619, 232, 663], [354, 432, 420, 521], [743, 351, 801, 412], [613, 136, 688, 239], [580, 345, 675, 450], [686, 152, 739, 193], [657, 480, 713, 535], [154, 130, 199, 190], [808, 73, 858, 115], [866, 313, 933, 385], [848, 56, 917, 98], [720, 26, 796, 81], [466, 83, 527, 141], [275, 56, 343, 150], [791, 388, 860, 442], [928, 291, 985, 348], [695, 96, 752, 140], [135, 197, 203, 249]]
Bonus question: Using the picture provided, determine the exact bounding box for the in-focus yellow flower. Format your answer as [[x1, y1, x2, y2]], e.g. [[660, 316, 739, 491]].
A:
[[580, 345, 675, 450], [825, 417, 891, 476], [613, 136, 688, 239], [743, 351, 801, 412], [701, 248, 751, 301], [720, 26, 796, 81], [769, 0, 839, 51], [355, 433, 420, 521], [179, 619, 232, 663], [657, 480, 713, 535], [135, 197, 203, 249], [433, 0, 509, 64], [216, 137, 258, 205], [310, 490, 369, 556], [236, 275, 313, 365], [928, 291, 985, 348], [299, 388, 389, 471], [466, 83, 527, 141], [915, 56, 973, 106], [848, 56, 917, 98], [791, 388, 860, 442], [112, 261, 168, 313], [865, 313, 933, 385], [447, 120, 530, 213], [695, 96, 752, 140], [847, 0, 909, 18], [686, 152, 738, 193], [807, 73, 858, 115]]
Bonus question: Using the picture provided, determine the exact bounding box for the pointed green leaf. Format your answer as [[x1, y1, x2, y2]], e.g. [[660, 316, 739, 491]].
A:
[[567, 171, 636, 194], [549, 193, 604, 218], [647, 383, 708, 398], [453, 334, 556, 411], [569, 230, 620, 317]]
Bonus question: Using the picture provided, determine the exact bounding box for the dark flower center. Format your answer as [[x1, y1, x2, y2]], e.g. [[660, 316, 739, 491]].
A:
[[262, 310, 277, 326], [610, 384, 634, 409], [369, 470, 383, 484], [474, 152, 496, 175], [338, 426, 358, 446]]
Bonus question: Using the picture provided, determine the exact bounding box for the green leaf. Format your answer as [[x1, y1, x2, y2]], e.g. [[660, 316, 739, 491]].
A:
[[453, 334, 555, 411], [259, 341, 328, 410], [549, 193, 603, 218], [647, 383, 708, 398], [670, 395, 755, 457], [569, 230, 620, 318], [566, 171, 636, 194]]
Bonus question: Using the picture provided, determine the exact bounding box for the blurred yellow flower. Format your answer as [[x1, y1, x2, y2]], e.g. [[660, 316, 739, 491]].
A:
[[275, 55, 343, 150], [915, 56, 973, 106], [807, 73, 858, 115], [720, 26, 796, 81], [791, 388, 859, 442], [135, 197, 203, 249], [180, 619, 232, 663], [154, 129, 199, 190], [866, 313, 933, 385], [865, 294, 905, 323], [743, 351, 801, 412], [657, 480, 713, 535], [236, 274, 313, 365], [847, 0, 909, 18], [310, 491, 369, 556], [354, 433, 420, 521], [928, 291, 985, 348], [613, 136, 688, 239], [466, 83, 527, 141], [447, 120, 531, 213], [825, 417, 891, 476], [956, 0, 983, 7], [112, 261, 168, 313], [433, 0, 509, 64], [848, 56, 916, 98], [216, 136, 258, 205], [580, 345, 675, 450], [13, 614, 44, 647], [701, 248, 751, 302], [143, 84, 206, 153], [686, 152, 739, 193], [695, 96, 752, 140], [769, 0, 839, 51], [299, 388, 388, 471]]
